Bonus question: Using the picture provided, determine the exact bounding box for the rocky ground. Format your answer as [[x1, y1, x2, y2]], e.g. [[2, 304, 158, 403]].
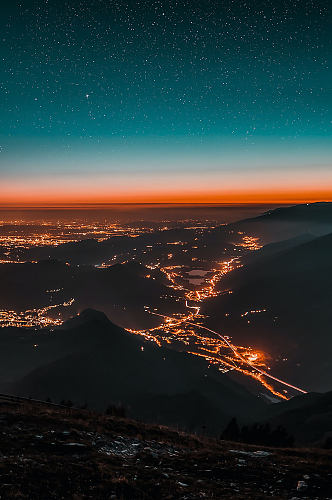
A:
[[0, 400, 331, 499]]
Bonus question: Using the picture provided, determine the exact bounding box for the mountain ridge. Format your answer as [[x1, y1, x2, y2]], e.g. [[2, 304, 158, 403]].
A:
[[5, 309, 265, 434]]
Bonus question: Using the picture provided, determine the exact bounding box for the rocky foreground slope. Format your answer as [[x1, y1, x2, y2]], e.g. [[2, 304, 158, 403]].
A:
[[0, 398, 331, 499]]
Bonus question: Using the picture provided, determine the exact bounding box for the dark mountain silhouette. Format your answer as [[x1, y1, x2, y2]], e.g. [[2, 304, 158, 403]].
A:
[[257, 390, 332, 446], [6, 309, 265, 433], [215, 231, 332, 291], [182, 202, 332, 261], [203, 231, 332, 391], [241, 232, 315, 266], [58, 307, 113, 330], [229, 201, 332, 243]]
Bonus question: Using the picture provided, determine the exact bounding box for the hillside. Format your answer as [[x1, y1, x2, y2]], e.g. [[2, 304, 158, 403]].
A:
[[260, 390, 332, 446], [0, 260, 181, 329], [203, 231, 332, 392], [2, 310, 264, 434], [230, 202, 332, 243], [0, 398, 331, 499]]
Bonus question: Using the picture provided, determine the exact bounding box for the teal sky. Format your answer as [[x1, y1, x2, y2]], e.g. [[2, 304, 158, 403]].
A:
[[0, 0, 331, 203]]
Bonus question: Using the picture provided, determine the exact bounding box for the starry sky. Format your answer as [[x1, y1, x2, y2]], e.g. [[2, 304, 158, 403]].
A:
[[1, 0, 331, 205]]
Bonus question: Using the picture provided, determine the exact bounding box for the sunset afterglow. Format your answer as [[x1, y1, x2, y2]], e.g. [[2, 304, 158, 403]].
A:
[[2, 166, 332, 206]]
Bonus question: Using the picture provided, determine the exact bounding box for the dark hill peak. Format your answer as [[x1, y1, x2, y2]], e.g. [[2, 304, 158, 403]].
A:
[[258, 201, 332, 222], [58, 309, 114, 331], [227, 201, 332, 243]]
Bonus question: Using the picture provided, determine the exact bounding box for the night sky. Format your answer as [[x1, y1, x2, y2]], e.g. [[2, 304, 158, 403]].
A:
[[1, 0, 331, 204]]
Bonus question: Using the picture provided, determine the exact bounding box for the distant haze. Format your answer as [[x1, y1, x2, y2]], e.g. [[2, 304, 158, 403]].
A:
[[0, 204, 282, 225]]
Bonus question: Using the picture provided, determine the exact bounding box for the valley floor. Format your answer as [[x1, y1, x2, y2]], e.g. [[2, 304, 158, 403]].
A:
[[0, 399, 331, 499]]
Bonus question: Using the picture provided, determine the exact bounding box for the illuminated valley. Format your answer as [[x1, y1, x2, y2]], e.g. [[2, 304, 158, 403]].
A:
[[0, 299, 75, 328], [0, 218, 155, 263], [127, 249, 302, 400], [0, 215, 306, 400]]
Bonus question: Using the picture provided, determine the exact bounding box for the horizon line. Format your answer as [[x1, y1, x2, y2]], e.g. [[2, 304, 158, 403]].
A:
[[0, 200, 330, 210]]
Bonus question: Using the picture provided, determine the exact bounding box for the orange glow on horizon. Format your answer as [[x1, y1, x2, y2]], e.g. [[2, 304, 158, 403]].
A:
[[2, 171, 332, 206], [1, 189, 332, 207]]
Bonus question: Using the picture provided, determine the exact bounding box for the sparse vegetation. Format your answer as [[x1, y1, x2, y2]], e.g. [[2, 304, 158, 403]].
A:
[[221, 418, 294, 447], [0, 399, 331, 499], [105, 403, 127, 418]]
